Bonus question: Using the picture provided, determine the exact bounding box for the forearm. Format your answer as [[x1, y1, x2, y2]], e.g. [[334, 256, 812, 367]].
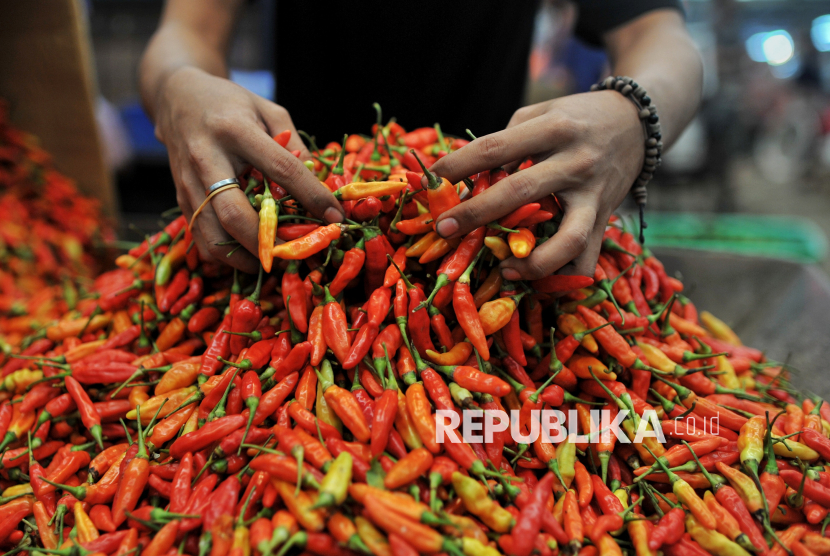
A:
[[139, 0, 241, 121], [604, 9, 703, 149]]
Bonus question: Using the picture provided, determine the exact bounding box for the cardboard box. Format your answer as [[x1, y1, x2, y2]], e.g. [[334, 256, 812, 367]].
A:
[[0, 0, 116, 216]]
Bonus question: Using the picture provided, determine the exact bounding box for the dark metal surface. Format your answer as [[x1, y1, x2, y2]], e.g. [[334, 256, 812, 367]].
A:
[[654, 248, 830, 398]]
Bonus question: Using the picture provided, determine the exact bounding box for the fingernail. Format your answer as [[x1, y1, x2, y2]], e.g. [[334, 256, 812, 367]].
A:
[[436, 218, 459, 238], [501, 268, 521, 281], [324, 207, 344, 224]]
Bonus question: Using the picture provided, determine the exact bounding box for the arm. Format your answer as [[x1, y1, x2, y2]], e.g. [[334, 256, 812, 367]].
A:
[[604, 9, 702, 149], [139, 0, 343, 272], [140, 0, 240, 121], [429, 9, 702, 280]]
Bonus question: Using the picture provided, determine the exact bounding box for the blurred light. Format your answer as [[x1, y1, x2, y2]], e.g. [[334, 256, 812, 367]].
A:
[[763, 31, 794, 65], [746, 30, 795, 65], [746, 32, 769, 62], [770, 54, 801, 79], [812, 15, 830, 52]]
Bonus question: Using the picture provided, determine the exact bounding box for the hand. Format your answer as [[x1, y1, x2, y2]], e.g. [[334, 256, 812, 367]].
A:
[[154, 67, 344, 272], [429, 90, 644, 280]]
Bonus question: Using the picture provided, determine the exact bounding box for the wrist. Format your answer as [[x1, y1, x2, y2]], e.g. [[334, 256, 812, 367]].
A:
[[591, 76, 663, 241]]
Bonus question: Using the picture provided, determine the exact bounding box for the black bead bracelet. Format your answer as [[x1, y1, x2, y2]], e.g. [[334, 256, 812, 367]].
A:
[[590, 75, 662, 243]]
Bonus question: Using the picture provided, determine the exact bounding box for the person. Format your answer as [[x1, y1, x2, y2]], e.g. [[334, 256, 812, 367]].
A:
[[139, 1, 702, 279]]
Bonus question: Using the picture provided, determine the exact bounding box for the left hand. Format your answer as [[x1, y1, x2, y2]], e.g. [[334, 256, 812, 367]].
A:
[[429, 90, 645, 281]]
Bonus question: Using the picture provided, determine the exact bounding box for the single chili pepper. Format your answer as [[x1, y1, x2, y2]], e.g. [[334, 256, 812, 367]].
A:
[[271, 223, 341, 259], [320, 287, 351, 363], [110, 406, 149, 526], [328, 238, 365, 297], [649, 506, 686, 550], [64, 374, 103, 448], [257, 184, 279, 272], [316, 360, 370, 442], [199, 311, 233, 377], [410, 150, 460, 223], [157, 267, 188, 313], [170, 274, 204, 315], [507, 227, 536, 258], [228, 268, 265, 355], [453, 250, 488, 360]]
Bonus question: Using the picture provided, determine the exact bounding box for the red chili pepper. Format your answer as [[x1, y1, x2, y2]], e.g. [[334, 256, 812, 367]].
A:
[[65, 375, 103, 448], [453, 253, 488, 360], [229, 270, 264, 354], [200, 312, 233, 377]]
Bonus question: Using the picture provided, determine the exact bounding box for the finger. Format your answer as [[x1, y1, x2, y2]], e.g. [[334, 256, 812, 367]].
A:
[[187, 144, 262, 256], [196, 205, 260, 273], [499, 201, 597, 281], [506, 102, 551, 129], [434, 158, 565, 239], [563, 216, 607, 278], [182, 164, 260, 273], [430, 116, 566, 185], [232, 124, 344, 225], [255, 98, 311, 160]]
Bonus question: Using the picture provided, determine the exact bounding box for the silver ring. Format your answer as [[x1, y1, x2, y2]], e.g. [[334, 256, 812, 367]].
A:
[[207, 177, 241, 194]]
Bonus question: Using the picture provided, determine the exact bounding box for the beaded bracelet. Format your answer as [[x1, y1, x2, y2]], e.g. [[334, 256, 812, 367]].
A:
[[590, 75, 662, 242]]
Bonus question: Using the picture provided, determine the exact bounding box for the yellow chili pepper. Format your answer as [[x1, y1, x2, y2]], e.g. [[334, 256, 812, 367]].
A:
[[674, 477, 717, 530], [461, 537, 502, 556], [636, 342, 683, 376], [552, 434, 576, 489], [231, 524, 250, 556], [1, 369, 42, 393], [557, 313, 599, 353], [738, 415, 766, 475], [700, 311, 743, 346], [507, 227, 535, 258], [316, 380, 343, 434], [334, 180, 408, 201], [685, 514, 752, 556], [180, 407, 199, 436], [2, 484, 33, 497], [395, 390, 423, 450], [716, 355, 740, 389], [126, 386, 197, 423], [258, 185, 278, 273], [628, 516, 656, 556], [478, 297, 516, 335], [484, 236, 511, 261], [273, 479, 326, 532], [772, 438, 819, 462], [74, 502, 100, 544], [355, 515, 393, 556], [451, 472, 514, 533], [314, 452, 352, 508], [716, 461, 765, 514]]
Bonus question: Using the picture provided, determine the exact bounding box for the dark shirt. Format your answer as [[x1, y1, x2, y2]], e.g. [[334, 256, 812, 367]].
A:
[[275, 1, 680, 143]]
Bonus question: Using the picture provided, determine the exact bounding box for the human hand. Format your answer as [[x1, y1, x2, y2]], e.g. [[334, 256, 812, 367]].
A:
[[154, 67, 344, 272], [429, 90, 644, 280]]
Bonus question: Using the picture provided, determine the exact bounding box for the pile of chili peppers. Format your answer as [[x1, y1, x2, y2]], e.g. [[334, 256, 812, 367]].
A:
[[0, 101, 114, 349], [3, 108, 830, 556]]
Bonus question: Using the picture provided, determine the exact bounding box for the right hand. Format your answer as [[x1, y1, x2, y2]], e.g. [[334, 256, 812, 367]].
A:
[[154, 67, 344, 272]]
